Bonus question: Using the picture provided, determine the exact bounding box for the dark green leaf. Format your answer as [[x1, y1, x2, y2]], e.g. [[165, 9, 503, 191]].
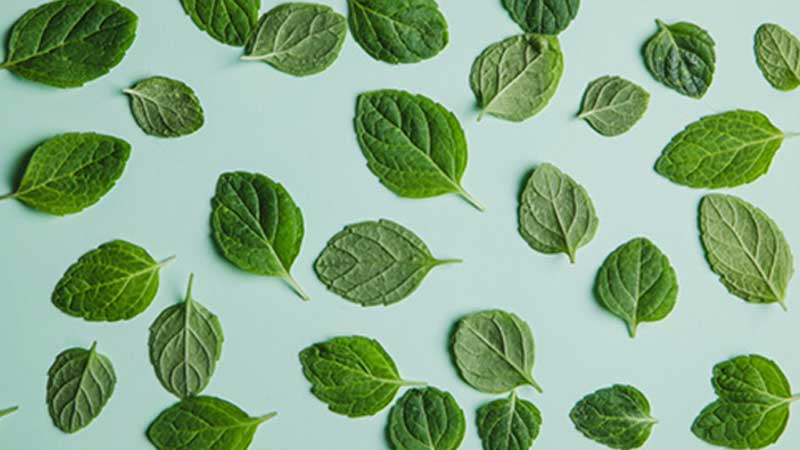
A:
[[387, 387, 465, 450], [754, 23, 800, 91], [578, 76, 649, 137], [124, 76, 204, 138], [570, 384, 657, 450], [0, 406, 19, 419], [180, 0, 259, 46], [642, 19, 715, 98], [477, 392, 542, 450], [501, 0, 579, 35]]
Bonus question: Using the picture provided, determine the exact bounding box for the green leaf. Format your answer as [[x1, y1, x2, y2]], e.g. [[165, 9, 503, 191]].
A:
[[46, 342, 116, 433], [51, 240, 174, 321], [210, 171, 308, 300], [642, 19, 715, 98], [354, 89, 484, 210], [476, 392, 542, 450], [347, 0, 448, 64], [699, 194, 794, 310], [180, 0, 259, 46], [387, 387, 466, 450], [712, 355, 793, 403], [0, 0, 137, 88], [518, 163, 598, 263], [570, 384, 657, 450], [123, 76, 204, 138], [0, 132, 130, 216], [655, 110, 787, 188], [578, 76, 649, 137], [754, 24, 800, 91], [149, 274, 224, 399], [501, 0, 580, 35], [242, 3, 347, 76], [0, 406, 19, 419], [314, 219, 459, 307], [451, 309, 542, 394], [299, 335, 422, 417], [147, 396, 276, 450], [470, 34, 563, 122], [594, 238, 678, 337]]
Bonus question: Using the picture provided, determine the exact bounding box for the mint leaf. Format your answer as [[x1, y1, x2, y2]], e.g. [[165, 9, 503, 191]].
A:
[[501, 0, 580, 35], [699, 194, 794, 310], [46, 342, 116, 433], [149, 274, 223, 399], [388, 387, 465, 450], [0, 132, 130, 216], [594, 238, 678, 337], [147, 396, 276, 450], [180, 0, 259, 46], [0, 0, 137, 88], [477, 392, 542, 450], [452, 309, 542, 394], [242, 3, 347, 76], [655, 110, 787, 188], [314, 219, 459, 306], [0, 406, 19, 419], [299, 335, 422, 417], [52, 240, 174, 321], [124, 76, 204, 138], [354, 90, 484, 211], [211, 171, 308, 300], [578, 76, 649, 137], [470, 34, 563, 122], [347, 0, 448, 64], [518, 163, 598, 263], [570, 384, 657, 450], [754, 23, 800, 91], [643, 19, 715, 98]]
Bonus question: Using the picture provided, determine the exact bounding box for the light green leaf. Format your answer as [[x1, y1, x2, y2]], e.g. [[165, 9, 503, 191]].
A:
[[754, 23, 800, 91], [0, 406, 19, 419], [501, 0, 580, 35], [642, 19, 715, 98], [124, 76, 204, 138], [712, 355, 793, 404], [570, 384, 657, 450], [180, 0, 259, 46], [578, 76, 649, 137], [387, 387, 466, 450], [477, 392, 542, 450]]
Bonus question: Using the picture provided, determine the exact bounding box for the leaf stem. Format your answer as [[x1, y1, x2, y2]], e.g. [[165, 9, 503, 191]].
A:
[[0, 406, 18, 417], [400, 379, 427, 387], [0, 192, 16, 201], [790, 394, 800, 402], [432, 258, 462, 266], [784, 131, 800, 139], [240, 54, 267, 61], [778, 299, 788, 312], [477, 109, 486, 122], [457, 187, 486, 212], [283, 273, 310, 301], [256, 411, 278, 424], [628, 322, 638, 338], [185, 273, 195, 302], [158, 255, 177, 268], [526, 376, 544, 394], [121, 88, 137, 96]]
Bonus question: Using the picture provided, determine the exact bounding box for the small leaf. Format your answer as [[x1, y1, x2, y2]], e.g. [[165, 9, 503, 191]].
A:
[[477, 392, 542, 450], [594, 238, 678, 337], [149, 274, 224, 399], [180, 0, 260, 46], [387, 387, 466, 450], [124, 76, 204, 138], [242, 3, 347, 76], [578, 76, 649, 137], [451, 309, 542, 394], [0, 133, 130, 216], [299, 335, 422, 417], [712, 354, 793, 403], [699, 194, 794, 309], [518, 163, 598, 263], [470, 34, 563, 122], [210, 171, 308, 300], [52, 240, 174, 321], [46, 342, 116, 433], [642, 19, 715, 98], [147, 396, 275, 450], [501, 0, 580, 35], [754, 23, 800, 91], [570, 384, 657, 450], [0, 406, 19, 419]]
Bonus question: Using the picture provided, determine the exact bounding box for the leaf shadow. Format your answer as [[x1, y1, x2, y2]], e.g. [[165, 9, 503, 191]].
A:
[[4, 141, 38, 193]]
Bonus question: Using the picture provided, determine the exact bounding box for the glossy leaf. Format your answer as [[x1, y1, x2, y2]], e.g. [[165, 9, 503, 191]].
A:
[[578, 76, 649, 137], [643, 19, 715, 98], [570, 384, 657, 450], [754, 24, 800, 91], [387, 387, 465, 450], [477, 392, 542, 450], [501, 0, 580, 35], [180, 0, 259, 46], [124, 76, 204, 138]]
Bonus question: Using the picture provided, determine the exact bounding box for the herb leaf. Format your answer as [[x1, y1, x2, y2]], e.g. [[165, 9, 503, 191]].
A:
[[477, 392, 542, 450], [354, 90, 484, 210], [211, 171, 308, 300], [642, 19, 715, 98], [147, 396, 276, 450], [347, 0, 448, 64], [123, 76, 204, 138], [180, 0, 259, 46], [0, 406, 18, 419], [52, 240, 174, 321], [452, 309, 542, 394], [299, 335, 422, 417], [470, 34, 563, 122], [699, 194, 794, 310], [46, 342, 116, 433], [0, 0, 137, 88], [755, 24, 800, 91], [594, 238, 678, 337], [501, 0, 580, 35], [388, 387, 466, 450], [149, 274, 223, 399], [655, 110, 787, 188], [578, 76, 649, 137], [570, 384, 657, 450], [518, 163, 598, 263], [242, 3, 347, 76]]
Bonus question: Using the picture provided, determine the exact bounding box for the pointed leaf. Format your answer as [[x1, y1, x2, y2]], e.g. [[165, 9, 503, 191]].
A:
[[124, 76, 204, 138], [642, 19, 715, 98], [387, 387, 466, 450], [477, 392, 542, 450]]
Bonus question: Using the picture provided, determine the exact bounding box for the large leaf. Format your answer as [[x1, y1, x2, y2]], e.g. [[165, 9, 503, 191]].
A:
[[570, 384, 657, 449], [754, 23, 800, 91], [477, 392, 542, 450], [180, 0, 260, 46], [642, 19, 715, 98], [387, 387, 466, 450], [501, 0, 580, 35]]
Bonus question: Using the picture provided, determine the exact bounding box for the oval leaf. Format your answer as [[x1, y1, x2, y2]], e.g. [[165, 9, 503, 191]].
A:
[[501, 0, 580, 35], [388, 387, 466, 450], [46, 342, 116, 433], [570, 384, 657, 450], [643, 19, 715, 98], [712, 355, 792, 404], [754, 23, 800, 91], [180, 0, 259, 46], [578, 75, 649, 137], [124, 76, 204, 138], [477, 392, 542, 450]]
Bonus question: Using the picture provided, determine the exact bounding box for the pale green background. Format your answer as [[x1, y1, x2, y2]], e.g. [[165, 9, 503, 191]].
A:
[[1, 0, 800, 449]]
